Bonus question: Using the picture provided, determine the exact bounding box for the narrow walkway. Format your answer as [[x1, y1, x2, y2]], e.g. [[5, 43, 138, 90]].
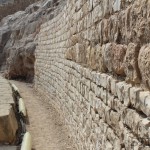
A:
[[10, 80, 76, 150]]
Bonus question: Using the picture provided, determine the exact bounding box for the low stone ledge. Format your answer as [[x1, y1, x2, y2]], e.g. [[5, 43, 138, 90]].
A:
[[0, 76, 18, 144]]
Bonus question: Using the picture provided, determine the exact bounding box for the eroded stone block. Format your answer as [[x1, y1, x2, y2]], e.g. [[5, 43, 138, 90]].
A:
[[0, 104, 18, 144], [113, 0, 121, 12], [124, 43, 140, 84], [138, 44, 150, 89], [139, 91, 150, 116]]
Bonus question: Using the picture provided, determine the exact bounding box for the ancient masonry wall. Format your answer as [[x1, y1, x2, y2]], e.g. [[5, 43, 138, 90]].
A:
[[35, 0, 150, 149]]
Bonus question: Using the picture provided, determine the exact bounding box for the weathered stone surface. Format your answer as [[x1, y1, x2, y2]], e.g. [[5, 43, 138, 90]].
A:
[[86, 46, 97, 70], [95, 45, 107, 72], [111, 44, 127, 75], [138, 44, 150, 89], [138, 91, 150, 116], [124, 43, 140, 84], [0, 105, 18, 144], [113, 0, 121, 12], [0, 76, 18, 144], [75, 43, 86, 64], [6, 40, 36, 80], [102, 43, 112, 72], [102, 43, 126, 75]]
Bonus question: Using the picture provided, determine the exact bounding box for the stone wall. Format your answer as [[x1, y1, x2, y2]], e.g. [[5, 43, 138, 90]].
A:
[[35, 0, 150, 149]]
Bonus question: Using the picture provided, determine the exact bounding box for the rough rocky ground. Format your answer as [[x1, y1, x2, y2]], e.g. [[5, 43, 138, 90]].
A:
[[10, 80, 76, 150]]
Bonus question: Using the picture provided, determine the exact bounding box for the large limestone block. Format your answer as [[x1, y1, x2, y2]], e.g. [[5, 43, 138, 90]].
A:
[[75, 43, 86, 63], [138, 44, 150, 89], [116, 81, 132, 106], [102, 43, 112, 72], [103, 0, 111, 17], [139, 91, 150, 116], [0, 104, 18, 144], [113, 0, 121, 12], [112, 43, 126, 75], [122, 109, 142, 135], [86, 46, 97, 70], [102, 43, 126, 75], [124, 43, 140, 84], [86, 45, 107, 72], [101, 19, 109, 43], [138, 118, 150, 142], [0, 76, 18, 144], [129, 87, 142, 108], [108, 15, 120, 43]]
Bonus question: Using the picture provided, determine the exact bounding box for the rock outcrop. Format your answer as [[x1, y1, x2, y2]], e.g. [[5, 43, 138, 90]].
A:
[[138, 44, 150, 89], [0, 0, 40, 20], [0, 0, 64, 81]]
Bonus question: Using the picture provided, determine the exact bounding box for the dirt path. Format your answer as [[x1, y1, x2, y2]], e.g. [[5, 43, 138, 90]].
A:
[[10, 80, 76, 150]]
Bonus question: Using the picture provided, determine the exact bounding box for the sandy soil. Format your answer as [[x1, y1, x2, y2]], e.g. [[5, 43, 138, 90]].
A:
[[10, 80, 76, 150]]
